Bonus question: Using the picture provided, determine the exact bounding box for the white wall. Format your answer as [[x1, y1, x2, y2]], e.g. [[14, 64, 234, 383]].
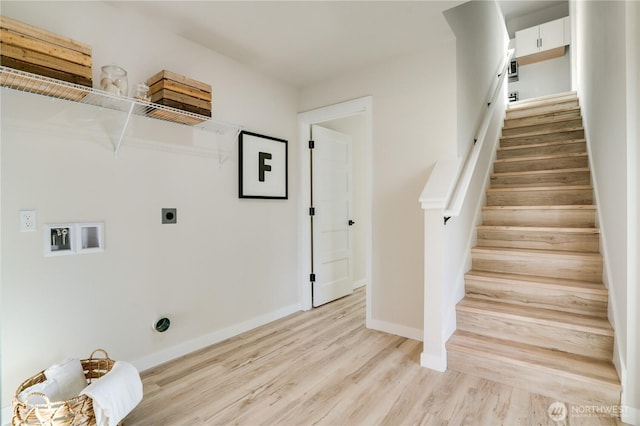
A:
[[299, 42, 457, 336], [319, 116, 367, 287], [508, 42, 571, 100], [444, 0, 510, 157], [0, 1, 299, 409], [575, 0, 628, 364], [443, 0, 509, 296], [573, 0, 639, 422], [626, 3, 640, 422]]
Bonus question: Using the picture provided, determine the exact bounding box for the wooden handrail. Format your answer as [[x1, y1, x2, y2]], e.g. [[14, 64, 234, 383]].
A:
[[442, 49, 514, 220]]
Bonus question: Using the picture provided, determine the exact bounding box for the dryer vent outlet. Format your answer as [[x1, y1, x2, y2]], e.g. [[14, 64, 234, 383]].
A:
[[153, 317, 171, 333]]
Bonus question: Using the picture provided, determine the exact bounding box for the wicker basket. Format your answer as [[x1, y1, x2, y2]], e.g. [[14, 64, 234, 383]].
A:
[[12, 349, 120, 426]]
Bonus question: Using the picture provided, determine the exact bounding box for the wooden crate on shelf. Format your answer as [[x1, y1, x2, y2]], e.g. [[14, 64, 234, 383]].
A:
[[0, 15, 92, 88], [146, 70, 212, 124]]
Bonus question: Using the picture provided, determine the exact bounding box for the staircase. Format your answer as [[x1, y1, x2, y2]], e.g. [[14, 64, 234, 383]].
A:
[[446, 92, 622, 406]]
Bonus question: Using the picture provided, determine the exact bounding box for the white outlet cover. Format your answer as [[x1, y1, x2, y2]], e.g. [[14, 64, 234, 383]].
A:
[[19, 210, 37, 232]]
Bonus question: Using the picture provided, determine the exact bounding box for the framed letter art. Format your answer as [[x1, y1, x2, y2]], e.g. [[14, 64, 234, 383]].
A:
[[238, 131, 288, 199]]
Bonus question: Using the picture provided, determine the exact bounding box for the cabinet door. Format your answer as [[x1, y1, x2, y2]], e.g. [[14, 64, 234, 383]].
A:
[[539, 18, 565, 51], [516, 25, 540, 58]]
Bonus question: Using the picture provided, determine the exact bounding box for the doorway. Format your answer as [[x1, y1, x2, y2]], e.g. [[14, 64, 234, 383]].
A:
[[297, 97, 372, 324]]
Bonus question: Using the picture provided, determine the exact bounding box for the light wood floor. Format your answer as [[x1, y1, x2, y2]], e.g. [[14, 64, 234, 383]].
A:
[[125, 287, 625, 425]]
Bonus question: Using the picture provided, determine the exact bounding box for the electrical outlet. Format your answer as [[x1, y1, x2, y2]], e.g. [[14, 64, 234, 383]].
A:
[[20, 210, 37, 232]]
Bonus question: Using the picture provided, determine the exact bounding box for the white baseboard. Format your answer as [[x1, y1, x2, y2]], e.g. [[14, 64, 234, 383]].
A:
[[353, 279, 366, 289], [133, 303, 300, 372], [367, 318, 422, 341], [622, 405, 640, 426]]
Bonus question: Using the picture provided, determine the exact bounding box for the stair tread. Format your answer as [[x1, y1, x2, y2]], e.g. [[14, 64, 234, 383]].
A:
[[500, 126, 584, 140], [486, 184, 592, 192], [508, 91, 578, 109], [447, 330, 620, 388], [504, 106, 581, 121], [497, 139, 586, 152], [483, 205, 596, 210], [491, 167, 589, 178], [457, 298, 613, 335], [472, 246, 603, 260], [505, 104, 581, 119], [477, 225, 599, 233], [502, 116, 583, 132], [494, 152, 587, 163], [465, 270, 608, 295]]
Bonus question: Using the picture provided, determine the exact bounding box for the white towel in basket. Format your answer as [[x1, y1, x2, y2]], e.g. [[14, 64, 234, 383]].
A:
[[80, 361, 143, 426]]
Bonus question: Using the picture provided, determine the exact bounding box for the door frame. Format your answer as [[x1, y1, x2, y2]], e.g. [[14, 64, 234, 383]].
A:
[[297, 96, 373, 325]]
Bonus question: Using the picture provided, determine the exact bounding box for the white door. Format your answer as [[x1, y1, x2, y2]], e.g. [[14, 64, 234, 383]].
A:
[[311, 125, 354, 307]]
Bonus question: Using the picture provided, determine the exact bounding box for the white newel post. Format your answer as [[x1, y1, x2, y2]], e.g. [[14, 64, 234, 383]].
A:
[[419, 159, 460, 372]]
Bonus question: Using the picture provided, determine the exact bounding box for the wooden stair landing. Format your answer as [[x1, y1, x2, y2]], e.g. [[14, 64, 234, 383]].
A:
[[447, 91, 621, 407]]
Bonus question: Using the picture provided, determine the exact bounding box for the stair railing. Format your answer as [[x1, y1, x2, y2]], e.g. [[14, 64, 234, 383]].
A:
[[418, 48, 514, 372], [445, 48, 514, 222]]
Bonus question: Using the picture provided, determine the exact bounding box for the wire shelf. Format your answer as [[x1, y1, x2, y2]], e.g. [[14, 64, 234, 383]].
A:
[[0, 65, 242, 136]]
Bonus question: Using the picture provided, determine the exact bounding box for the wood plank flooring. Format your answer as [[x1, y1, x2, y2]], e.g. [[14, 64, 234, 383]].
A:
[[124, 288, 625, 425]]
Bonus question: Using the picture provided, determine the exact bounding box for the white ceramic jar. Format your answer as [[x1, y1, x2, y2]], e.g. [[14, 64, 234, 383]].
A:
[[100, 64, 128, 96]]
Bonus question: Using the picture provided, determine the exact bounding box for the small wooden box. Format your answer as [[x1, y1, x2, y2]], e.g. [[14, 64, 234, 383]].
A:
[[147, 70, 212, 119], [0, 15, 92, 87]]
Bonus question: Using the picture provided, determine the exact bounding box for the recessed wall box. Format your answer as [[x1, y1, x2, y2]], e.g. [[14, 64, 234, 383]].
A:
[[44, 222, 105, 256], [44, 224, 75, 256], [78, 222, 104, 253], [162, 208, 177, 224]]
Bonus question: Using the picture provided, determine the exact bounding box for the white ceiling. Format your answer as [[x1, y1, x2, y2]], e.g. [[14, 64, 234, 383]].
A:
[[498, 0, 566, 21], [108, 0, 466, 88], [108, 1, 564, 89]]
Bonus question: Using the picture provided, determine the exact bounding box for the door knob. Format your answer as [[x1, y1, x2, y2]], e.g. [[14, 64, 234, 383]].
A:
[[348, 220, 356, 226]]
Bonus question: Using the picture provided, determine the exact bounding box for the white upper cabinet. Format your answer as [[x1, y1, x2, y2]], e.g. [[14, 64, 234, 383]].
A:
[[539, 18, 566, 51], [516, 17, 570, 65], [516, 25, 542, 58]]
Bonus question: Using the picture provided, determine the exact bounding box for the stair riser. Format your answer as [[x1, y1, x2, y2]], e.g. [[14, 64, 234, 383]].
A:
[[506, 100, 580, 119], [465, 279, 608, 317], [503, 110, 581, 129], [482, 209, 596, 227], [486, 189, 593, 206], [477, 229, 599, 252], [502, 119, 584, 137], [471, 252, 603, 282], [456, 310, 614, 360], [497, 142, 587, 159], [447, 350, 620, 406], [501, 129, 585, 147], [491, 170, 591, 188], [493, 156, 588, 173]]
